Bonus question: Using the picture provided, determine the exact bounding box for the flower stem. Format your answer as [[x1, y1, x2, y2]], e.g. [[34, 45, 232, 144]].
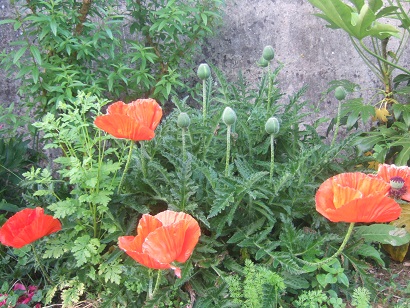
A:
[[140, 141, 147, 178], [203, 79, 207, 124], [331, 100, 342, 147], [225, 125, 231, 177], [182, 128, 187, 162], [32, 244, 54, 285], [267, 63, 272, 111], [118, 141, 134, 194], [269, 134, 275, 182], [147, 270, 161, 300], [152, 270, 162, 298], [296, 222, 355, 268]]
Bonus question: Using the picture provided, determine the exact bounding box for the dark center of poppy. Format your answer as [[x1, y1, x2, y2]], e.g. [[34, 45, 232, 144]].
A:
[[389, 176, 407, 199]]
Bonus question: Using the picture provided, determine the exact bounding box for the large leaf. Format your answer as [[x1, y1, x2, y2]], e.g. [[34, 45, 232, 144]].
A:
[[308, 0, 400, 39], [390, 133, 410, 165], [391, 202, 410, 234], [355, 224, 410, 246]]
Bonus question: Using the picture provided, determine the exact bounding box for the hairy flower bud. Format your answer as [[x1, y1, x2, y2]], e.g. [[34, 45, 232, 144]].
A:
[[177, 112, 190, 128], [197, 63, 211, 80], [262, 45, 275, 61], [257, 57, 269, 68], [265, 117, 280, 135], [334, 86, 347, 101], [222, 107, 237, 126]]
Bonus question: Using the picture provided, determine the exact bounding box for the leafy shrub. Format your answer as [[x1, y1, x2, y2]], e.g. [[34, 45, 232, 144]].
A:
[[0, 0, 223, 118]]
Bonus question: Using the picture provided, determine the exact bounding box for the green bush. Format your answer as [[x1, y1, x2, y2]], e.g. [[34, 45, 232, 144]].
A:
[[0, 0, 223, 118]]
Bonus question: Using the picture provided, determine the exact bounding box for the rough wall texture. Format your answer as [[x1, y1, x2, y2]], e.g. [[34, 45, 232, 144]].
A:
[[0, 0, 407, 127]]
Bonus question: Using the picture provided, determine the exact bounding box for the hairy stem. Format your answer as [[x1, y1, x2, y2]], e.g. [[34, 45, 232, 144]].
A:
[[269, 134, 275, 182], [225, 125, 231, 177], [32, 244, 54, 285], [331, 100, 342, 147], [203, 79, 207, 124], [118, 141, 134, 194]]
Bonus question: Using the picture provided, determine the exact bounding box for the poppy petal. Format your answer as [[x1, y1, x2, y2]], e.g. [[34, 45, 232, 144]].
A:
[[154, 210, 201, 262], [0, 207, 62, 248], [94, 114, 155, 141], [127, 99, 163, 131], [327, 195, 401, 223], [175, 219, 201, 263], [136, 214, 163, 240], [142, 223, 185, 264], [118, 236, 170, 270], [106, 101, 128, 115], [332, 184, 362, 209], [316, 172, 401, 223]]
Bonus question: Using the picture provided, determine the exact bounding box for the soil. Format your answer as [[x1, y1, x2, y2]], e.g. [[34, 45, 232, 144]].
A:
[[370, 260, 410, 306]]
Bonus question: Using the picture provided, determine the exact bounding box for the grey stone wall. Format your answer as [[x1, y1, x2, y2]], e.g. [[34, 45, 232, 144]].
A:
[[0, 0, 407, 126]]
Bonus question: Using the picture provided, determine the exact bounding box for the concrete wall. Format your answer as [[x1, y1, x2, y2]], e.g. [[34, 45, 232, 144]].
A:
[[0, 0, 406, 126]]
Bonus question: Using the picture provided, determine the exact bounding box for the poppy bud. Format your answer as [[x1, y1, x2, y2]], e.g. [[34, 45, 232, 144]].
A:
[[265, 117, 280, 135], [177, 112, 190, 128], [262, 45, 275, 61], [334, 86, 347, 101], [257, 57, 269, 68], [222, 107, 237, 126], [197, 63, 211, 80]]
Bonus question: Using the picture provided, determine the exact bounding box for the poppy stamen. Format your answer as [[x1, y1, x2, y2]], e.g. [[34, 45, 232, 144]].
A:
[[389, 176, 407, 199]]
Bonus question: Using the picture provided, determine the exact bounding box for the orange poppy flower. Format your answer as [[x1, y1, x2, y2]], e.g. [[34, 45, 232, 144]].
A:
[[315, 172, 401, 223], [0, 207, 62, 248], [94, 99, 162, 141], [118, 210, 201, 278], [376, 164, 410, 202]]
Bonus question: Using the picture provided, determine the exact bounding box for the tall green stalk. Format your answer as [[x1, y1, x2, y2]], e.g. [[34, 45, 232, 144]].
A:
[[118, 141, 134, 194], [225, 124, 232, 177]]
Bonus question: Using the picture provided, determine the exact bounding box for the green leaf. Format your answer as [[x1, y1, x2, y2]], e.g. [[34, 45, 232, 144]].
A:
[[50, 18, 57, 36], [30, 45, 42, 65], [355, 224, 410, 246], [13, 46, 27, 64], [390, 134, 410, 165], [308, 0, 400, 39], [98, 260, 122, 284]]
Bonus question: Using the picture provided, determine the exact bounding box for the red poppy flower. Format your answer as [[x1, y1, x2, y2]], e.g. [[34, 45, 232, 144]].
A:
[[118, 210, 201, 278], [376, 163, 410, 201], [315, 172, 402, 223], [94, 99, 162, 141], [0, 207, 62, 248]]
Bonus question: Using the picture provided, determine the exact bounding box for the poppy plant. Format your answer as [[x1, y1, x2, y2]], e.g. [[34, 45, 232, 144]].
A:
[[315, 172, 402, 223], [118, 210, 201, 278], [94, 99, 163, 141], [0, 207, 62, 248], [375, 163, 410, 201]]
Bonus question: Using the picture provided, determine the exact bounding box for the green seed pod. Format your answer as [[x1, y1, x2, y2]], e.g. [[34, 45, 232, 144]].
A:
[[222, 107, 237, 126], [257, 56, 269, 68], [262, 45, 275, 61], [177, 112, 191, 128], [334, 86, 347, 101], [265, 117, 280, 135], [197, 63, 211, 80]]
